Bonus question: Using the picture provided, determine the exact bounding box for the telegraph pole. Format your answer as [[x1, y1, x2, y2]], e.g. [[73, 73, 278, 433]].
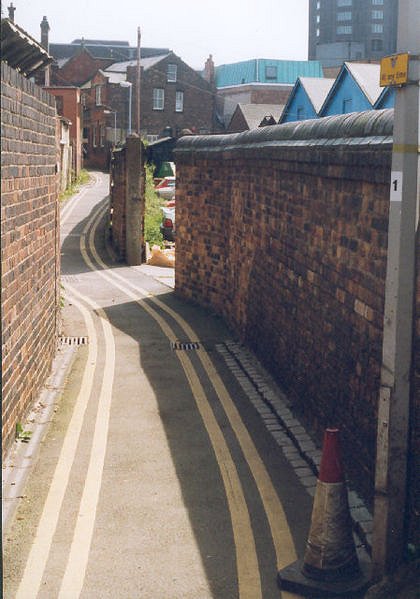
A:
[[372, 0, 420, 579], [136, 27, 141, 135]]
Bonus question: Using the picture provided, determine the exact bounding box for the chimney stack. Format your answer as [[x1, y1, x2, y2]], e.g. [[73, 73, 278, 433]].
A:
[[40, 16, 51, 86], [8, 3, 16, 22], [204, 54, 215, 87], [40, 16, 50, 52]]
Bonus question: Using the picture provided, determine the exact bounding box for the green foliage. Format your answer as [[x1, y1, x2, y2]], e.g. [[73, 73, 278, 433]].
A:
[[144, 164, 164, 247], [59, 169, 91, 201], [15, 422, 32, 443]]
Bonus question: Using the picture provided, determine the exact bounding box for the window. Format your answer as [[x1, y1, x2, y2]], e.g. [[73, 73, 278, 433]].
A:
[[146, 134, 159, 143], [175, 91, 184, 112], [316, 28, 320, 37], [372, 0, 383, 4], [167, 64, 177, 82], [95, 85, 102, 106], [337, 25, 352, 34], [372, 9, 383, 19], [337, 11, 352, 20], [297, 107, 305, 120], [153, 88, 164, 110], [92, 125, 97, 147], [265, 65, 278, 80], [372, 38, 383, 51], [316, 15, 320, 23], [372, 23, 383, 33], [316, 0, 321, 8], [337, 0, 352, 6], [100, 124, 106, 147], [343, 98, 352, 113]]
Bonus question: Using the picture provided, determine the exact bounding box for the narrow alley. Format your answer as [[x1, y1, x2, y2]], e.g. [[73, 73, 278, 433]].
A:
[[3, 173, 313, 599]]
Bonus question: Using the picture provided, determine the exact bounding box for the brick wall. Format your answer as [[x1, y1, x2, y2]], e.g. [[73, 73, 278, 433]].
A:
[[1, 62, 60, 456], [175, 109, 419, 542], [109, 137, 145, 264], [109, 147, 127, 259]]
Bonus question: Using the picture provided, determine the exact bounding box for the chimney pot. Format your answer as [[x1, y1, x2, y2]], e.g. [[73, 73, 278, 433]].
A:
[[8, 3, 16, 22]]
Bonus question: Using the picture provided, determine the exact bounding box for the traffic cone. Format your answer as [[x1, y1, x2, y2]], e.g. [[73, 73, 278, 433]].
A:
[[278, 428, 370, 597]]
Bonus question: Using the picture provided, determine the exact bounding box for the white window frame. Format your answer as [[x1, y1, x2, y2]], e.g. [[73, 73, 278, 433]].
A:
[[372, 0, 383, 4], [372, 10, 384, 19], [337, 0, 352, 6], [95, 85, 102, 106], [153, 88, 165, 110], [175, 90, 184, 113], [372, 23, 383, 33], [167, 64, 177, 82]]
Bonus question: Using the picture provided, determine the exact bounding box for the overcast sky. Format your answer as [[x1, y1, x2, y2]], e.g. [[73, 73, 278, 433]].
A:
[[10, 0, 309, 69]]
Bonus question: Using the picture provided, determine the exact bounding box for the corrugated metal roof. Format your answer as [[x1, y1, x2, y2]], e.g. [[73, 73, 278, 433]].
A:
[[216, 59, 323, 88], [299, 77, 335, 112]]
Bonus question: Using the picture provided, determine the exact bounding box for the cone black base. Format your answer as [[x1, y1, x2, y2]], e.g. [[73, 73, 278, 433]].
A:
[[278, 556, 371, 598]]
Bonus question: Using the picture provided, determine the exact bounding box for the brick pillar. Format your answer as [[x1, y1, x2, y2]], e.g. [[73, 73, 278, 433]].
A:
[[125, 135, 144, 265]]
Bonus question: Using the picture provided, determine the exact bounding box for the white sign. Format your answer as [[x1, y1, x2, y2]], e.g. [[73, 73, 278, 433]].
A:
[[390, 171, 403, 202]]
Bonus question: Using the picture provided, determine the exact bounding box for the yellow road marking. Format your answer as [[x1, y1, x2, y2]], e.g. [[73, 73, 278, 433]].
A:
[[16, 292, 98, 599], [83, 201, 262, 599], [58, 284, 116, 599], [85, 193, 300, 597]]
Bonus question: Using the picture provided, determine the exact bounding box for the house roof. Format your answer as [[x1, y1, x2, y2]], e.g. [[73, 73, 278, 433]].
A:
[[299, 77, 335, 113], [105, 54, 171, 74], [49, 41, 170, 62], [1, 18, 53, 76], [215, 59, 323, 88], [319, 62, 383, 115], [233, 103, 285, 130], [345, 62, 382, 105]]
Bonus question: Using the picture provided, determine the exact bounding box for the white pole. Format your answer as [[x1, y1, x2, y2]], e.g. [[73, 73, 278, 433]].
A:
[[372, 0, 420, 579]]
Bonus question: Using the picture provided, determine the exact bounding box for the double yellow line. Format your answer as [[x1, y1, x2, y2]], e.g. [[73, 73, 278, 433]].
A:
[[83, 200, 298, 598]]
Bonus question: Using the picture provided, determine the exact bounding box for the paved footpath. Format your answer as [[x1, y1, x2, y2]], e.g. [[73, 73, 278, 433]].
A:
[[3, 172, 316, 599]]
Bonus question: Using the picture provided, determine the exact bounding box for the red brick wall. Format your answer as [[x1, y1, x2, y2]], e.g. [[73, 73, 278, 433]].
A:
[[175, 110, 419, 542], [109, 147, 127, 259], [1, 63, 60, 456], [46, 87, 82, 176]]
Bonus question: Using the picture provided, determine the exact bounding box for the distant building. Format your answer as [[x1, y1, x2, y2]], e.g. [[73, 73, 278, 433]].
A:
[[320, 62, 383, 116], [210, 58, 324, 127], [227, 103, 284, 133], [281, 62, 394, 124], [308, 0, 398, 68], [280, 77, 334, 123]]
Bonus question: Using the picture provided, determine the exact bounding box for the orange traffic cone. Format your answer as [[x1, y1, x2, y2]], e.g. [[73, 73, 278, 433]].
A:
[[278, 428, 370, 597]]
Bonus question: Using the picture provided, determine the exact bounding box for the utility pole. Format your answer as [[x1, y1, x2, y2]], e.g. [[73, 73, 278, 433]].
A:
[[136, 27, 141, 136], [372, 0, 420, 580]]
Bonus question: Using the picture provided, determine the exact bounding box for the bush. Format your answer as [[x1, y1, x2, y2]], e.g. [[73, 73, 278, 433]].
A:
[[144, 164, 164, 247]]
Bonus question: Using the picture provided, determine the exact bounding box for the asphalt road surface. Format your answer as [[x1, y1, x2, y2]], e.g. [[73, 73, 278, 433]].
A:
[[3, 172, 313, 599]]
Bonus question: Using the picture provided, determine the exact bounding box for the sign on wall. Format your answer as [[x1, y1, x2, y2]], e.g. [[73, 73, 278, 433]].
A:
[[380, 53, 410, 87]]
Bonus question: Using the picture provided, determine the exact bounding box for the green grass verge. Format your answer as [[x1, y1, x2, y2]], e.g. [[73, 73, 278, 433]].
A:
[[144, 164, 164, 247], [59, 169, 91, 201]]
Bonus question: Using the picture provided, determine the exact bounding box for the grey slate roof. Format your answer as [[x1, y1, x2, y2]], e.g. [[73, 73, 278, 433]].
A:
[[234, 103, 285, 129], [105, 54, 171, 74]]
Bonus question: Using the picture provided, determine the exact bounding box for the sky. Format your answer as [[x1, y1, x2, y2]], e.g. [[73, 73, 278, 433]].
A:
[[9, 0, 309, 70]]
